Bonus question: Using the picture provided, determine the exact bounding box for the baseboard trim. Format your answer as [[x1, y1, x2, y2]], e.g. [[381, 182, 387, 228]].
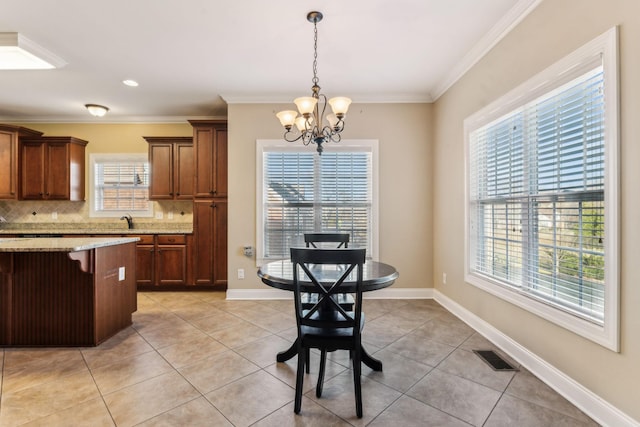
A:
[[434, 290, 638, 427]]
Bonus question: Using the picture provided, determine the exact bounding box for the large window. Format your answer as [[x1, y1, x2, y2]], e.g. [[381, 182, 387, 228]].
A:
[[90, 154, 153, 217], [465, 28, 619, 350], [257, 140, 378, 264]]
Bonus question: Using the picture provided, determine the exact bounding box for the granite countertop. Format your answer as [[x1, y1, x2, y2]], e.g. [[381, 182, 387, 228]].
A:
[[0, 237, 140, 252]]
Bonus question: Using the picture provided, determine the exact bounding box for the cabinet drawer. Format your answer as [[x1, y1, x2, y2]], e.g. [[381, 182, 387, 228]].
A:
[[134, 235, 155, 245], [157, 235, 185, 245]]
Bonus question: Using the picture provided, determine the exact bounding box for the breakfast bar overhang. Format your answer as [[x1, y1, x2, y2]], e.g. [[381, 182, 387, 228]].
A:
[[0, 237, 138, 346]]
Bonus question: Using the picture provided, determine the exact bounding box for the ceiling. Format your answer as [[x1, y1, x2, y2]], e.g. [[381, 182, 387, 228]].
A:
[[0, 0, 539, 123]]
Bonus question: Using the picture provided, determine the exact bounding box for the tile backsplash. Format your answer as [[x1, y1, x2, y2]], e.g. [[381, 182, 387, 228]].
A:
[[0, 200, 192, 226]]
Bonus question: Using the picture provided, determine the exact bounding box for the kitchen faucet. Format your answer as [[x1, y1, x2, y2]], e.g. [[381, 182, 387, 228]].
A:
[[120, 214, 133, 229]]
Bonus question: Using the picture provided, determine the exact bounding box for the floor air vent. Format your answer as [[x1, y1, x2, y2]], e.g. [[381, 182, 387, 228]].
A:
[[473, 350, 518, 371]]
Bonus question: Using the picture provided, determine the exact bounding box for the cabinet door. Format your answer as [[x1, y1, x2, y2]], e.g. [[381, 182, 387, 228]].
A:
[[211, 199, 228, 287], [45, 142, 70, 200], [193, 127, 214, 198], [174, 143, 194, 199], [0, 131, 18, 199], [136, 244, 155, 286], [156, 245, 187, 285], [193, 200, 213, 284], [20, 141, 46, 200], [148, 143, 173, 200], [213, 128, 228, 198], [192, 199, 227, 287]]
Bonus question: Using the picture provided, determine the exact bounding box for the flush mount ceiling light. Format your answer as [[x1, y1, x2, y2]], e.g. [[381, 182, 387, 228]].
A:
[[276, 11, 351, 155], [85, 104, 109, 117], [122, 79, 139, 87], [0, 32, 66, 70]]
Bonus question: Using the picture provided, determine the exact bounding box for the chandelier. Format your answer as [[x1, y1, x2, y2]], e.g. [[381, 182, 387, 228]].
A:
[[276, 11, 351, 155]]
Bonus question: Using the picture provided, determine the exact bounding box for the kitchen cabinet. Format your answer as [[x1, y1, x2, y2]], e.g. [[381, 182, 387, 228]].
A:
[[0, 125, 43, 200], [193, 199, 227, 288], [134, 234, 189, 289], [20, 136, 88, 201], [135, 235, 155, 287], [189, 120, 227, 198], [144, 136, 193, 200]]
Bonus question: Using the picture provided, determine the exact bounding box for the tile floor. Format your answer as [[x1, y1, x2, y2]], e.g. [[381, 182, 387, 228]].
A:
[[0, 292, 599, 426]]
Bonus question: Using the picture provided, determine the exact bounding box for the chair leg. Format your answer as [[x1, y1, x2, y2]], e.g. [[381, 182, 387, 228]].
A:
[[294, 349, 305, 414], [316, 349, 327, 397], [353, 351, 363, 418], [305, 348, 310, 374]]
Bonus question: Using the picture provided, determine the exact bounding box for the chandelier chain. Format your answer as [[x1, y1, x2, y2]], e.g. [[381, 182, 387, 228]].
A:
[[312, 21, 319, 87]]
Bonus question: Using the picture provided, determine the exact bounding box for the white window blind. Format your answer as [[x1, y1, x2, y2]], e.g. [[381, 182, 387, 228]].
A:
[[90, 154, 152, 217], [465, 27, 618, 350], [257, 140, 378, 262]]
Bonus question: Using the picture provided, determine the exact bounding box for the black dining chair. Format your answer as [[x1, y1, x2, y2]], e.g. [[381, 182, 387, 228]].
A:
[[304, 232, 349, 248], [303, 232, 353, 310], [290, 247, 366, 418]]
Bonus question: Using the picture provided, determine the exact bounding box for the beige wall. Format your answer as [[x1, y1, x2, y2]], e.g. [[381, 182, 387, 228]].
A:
[[227, 103, 433, 291], [432, 0, 640, 420]]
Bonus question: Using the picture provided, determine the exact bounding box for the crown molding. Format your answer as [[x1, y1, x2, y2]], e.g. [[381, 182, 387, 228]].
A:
[[430, 0, 543, 101]]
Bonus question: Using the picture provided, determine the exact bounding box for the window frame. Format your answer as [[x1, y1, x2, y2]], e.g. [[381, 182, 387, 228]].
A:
[[256, 139, 379, 266], [89, 153, 154, 218], [463, 27, 619, 351]]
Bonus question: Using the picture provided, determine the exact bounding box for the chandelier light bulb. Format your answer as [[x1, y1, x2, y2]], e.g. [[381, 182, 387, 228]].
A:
[[328, 97, 352, 116]]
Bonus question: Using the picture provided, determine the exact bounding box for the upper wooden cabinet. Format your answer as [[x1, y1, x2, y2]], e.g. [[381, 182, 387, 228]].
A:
[[0, 125, 43, 200], [20, 136, 87, 201], [144, 136, 193, 200], [189, 120, 227, 198]]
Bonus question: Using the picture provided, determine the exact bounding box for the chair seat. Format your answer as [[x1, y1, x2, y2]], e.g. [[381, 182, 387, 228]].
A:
[[301, 312, 365, 340]]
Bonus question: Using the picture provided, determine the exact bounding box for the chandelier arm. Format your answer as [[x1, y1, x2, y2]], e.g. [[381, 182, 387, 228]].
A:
[[283, 131, 304, 143]]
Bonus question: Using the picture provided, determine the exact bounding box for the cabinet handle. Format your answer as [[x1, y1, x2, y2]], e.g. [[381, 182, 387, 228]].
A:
[[210, 203, 216, 208], [176, 192, 180, 196], [46, 192, 50, 196], [39, 192, 43, 196], [209, 190, 215, 194]]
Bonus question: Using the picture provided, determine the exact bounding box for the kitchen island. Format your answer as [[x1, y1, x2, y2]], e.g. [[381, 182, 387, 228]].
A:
[[0, 237, 139, 346]]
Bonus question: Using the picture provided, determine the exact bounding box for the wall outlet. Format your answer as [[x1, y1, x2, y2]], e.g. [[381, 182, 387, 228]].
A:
[[155, 211, 163, 219], [442, 272, 447, 284], [51, 212, 58, 220], [243, 246, 254, 257], [167, 211, 174, 220], [237, 268, 245, 279], [119, 267, 125, 281]]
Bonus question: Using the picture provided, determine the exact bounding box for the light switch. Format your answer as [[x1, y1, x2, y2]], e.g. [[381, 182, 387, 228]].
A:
[[119, 267, 125, 281]]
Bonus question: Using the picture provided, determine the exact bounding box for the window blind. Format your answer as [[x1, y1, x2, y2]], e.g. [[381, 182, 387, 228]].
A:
[[94, 159, 150, 212], [469, 66, 605, 323], [262, 150, 373, 260]]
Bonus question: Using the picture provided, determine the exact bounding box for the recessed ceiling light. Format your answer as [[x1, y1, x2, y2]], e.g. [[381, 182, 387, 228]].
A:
[[0, 32, 66, 70], [123, 79, 139, 87]]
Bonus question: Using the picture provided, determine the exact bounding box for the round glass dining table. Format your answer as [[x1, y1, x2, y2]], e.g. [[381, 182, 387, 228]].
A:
[[257, 259, 399, 371]]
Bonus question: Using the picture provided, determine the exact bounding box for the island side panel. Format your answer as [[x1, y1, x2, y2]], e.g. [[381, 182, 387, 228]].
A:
[[93, 241, 137, 344], [11, 251, 94, 346]]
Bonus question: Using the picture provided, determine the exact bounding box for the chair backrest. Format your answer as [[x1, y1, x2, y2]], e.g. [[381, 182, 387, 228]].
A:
[[290, 247, 365, 335], [304, 233, 350, 248]]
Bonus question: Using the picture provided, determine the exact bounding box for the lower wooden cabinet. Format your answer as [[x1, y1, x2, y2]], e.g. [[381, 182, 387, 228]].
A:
[[193, 199, 227, 289], [134, 234, 189, 290]]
